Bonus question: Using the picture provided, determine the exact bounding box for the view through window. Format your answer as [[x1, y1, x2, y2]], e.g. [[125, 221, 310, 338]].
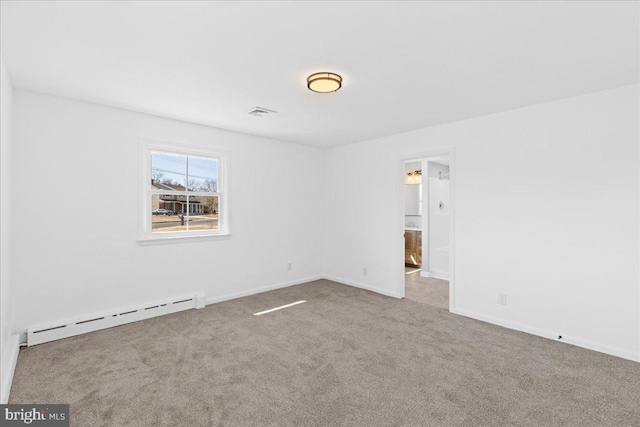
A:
[[150, 151, 220, 233]]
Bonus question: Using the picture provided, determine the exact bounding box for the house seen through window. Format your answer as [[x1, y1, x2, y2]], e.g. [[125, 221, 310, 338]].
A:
[[150, 151, 221, 233]]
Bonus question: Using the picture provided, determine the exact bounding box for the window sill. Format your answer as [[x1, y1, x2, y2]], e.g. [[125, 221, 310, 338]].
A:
[[137, 233, 232, 246]]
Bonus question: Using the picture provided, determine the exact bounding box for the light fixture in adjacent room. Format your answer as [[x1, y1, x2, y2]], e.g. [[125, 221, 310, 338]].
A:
[[405, 171, 422, 184], [307, 72, 342, 93]]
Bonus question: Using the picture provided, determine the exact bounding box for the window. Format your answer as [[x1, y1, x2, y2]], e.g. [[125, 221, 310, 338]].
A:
[[140, 141, 229, 242]]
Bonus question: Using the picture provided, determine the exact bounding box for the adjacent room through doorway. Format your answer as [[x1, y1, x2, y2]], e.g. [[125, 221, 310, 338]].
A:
[[404, 157, 451, 310]]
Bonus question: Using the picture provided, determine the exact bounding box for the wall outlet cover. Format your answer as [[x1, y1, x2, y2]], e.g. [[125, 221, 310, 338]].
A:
[[498, 293, 507, 305]]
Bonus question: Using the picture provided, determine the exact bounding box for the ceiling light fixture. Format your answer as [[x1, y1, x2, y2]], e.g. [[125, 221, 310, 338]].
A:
[[307, 72, 342, 93]]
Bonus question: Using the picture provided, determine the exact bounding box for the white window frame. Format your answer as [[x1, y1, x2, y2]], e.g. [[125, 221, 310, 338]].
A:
[[137, 138, 231, 245]]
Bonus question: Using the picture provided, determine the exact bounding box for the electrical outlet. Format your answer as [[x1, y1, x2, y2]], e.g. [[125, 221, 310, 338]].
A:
[[362, 267, 367, 276], [498, 293, 507, 305], [287, 263, 292, 272]]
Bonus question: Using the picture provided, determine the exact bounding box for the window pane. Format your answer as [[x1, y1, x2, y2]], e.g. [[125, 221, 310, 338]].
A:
[[187, 195, 219, 231], [187, 156, 218, 192], [151, 152, 186, 191], [151, 194, 187, 233]]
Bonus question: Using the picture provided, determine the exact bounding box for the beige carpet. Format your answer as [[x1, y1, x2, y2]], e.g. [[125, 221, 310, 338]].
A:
[[10, 280, 640, 426], [405, 268, 449, 309]]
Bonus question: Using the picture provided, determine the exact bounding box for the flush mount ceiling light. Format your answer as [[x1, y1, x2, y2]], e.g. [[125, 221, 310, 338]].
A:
[[307, 72, 342, 93]]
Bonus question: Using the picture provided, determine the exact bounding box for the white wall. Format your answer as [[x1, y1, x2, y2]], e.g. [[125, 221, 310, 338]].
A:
[[325, 84, 640, 361], [404, 161, 422, 228], [425, 161, 450, 278], [0, 56, 15, 402], [404, 216, 422, 229], [10, 91, 325, 340]]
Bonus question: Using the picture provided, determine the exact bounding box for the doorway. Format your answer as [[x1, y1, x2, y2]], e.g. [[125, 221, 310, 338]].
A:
[[403, 155, 452, 310]]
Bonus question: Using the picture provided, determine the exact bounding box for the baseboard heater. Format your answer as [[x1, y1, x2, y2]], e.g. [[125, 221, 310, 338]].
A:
[[27, 293, 206, 346]]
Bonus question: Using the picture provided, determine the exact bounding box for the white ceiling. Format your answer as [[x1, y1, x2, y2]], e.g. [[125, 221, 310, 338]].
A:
[[1, 1, 638, 148]]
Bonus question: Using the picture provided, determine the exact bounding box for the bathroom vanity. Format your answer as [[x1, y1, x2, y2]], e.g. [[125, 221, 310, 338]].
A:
[[405, 229, 422, 267]]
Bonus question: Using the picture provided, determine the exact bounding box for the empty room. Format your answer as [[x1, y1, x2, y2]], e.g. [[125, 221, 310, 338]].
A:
[[0, 1, 639, 426]]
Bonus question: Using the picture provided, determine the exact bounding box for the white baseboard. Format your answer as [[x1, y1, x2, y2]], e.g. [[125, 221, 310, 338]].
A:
[[323, 275, 402, 299], [26, 293, 203, 346], [1, 334, 20, 404], [205, 276, 323, 305], [15, 276, 637, 369], [16, 276, 325, 349], [204, 275, 638, 363], [20, 277, 323, 348], [451, 307, 639, 363], [421, 270, 449, 280]]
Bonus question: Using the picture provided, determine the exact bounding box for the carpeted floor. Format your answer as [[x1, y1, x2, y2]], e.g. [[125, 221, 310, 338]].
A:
[[10, 280, 640, 426], [405, 268, 449, 309]]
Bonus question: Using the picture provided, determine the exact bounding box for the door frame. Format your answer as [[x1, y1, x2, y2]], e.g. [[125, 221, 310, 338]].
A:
[[397, 148, 456, 312]]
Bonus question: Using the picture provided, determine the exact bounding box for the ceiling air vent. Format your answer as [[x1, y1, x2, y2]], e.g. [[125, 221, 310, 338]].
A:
[[247, 106, 277, 118]]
